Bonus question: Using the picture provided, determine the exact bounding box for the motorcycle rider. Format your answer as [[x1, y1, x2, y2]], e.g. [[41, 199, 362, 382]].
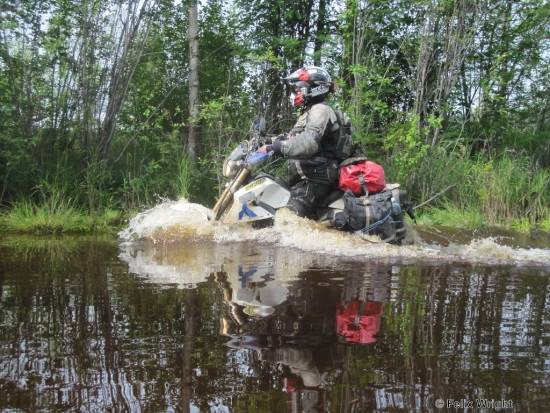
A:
[[260, 66, 346, 218]]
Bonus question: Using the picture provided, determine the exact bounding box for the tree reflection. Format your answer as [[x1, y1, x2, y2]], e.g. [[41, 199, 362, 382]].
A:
[[0, 239, 548, 411]]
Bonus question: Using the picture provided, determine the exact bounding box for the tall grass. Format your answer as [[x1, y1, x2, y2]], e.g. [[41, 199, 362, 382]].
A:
[[1, 201, 123, 234], [2, 200, 85, 234], [473, 156, 549, 224], [1, 181, 123, 234], [176, 153, 192, 199], [388, 146, 550, 230], [121, 173, 155, 209]]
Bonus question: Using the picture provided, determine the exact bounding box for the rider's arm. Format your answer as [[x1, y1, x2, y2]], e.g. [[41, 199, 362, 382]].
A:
[[276, 104, 333, 159]]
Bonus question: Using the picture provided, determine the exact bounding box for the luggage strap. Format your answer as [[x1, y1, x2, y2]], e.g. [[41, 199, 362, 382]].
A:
[[358, 174, 369, 196], [358, 209, 392, 234]]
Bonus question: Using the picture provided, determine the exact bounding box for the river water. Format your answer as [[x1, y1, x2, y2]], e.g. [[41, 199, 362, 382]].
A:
[[1, 201, 550, 412]]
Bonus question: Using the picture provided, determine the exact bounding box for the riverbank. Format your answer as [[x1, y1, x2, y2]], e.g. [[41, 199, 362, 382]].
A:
[[0, 201, 126, 235], [416, 205, 550, 234], [2, 199, 548, 238]]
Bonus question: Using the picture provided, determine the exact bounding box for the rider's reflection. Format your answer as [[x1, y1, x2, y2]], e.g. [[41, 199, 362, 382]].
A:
[[216, 259, 390, 412]]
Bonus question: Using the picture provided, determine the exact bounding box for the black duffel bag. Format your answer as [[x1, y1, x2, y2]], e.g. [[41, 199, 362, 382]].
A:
[[329, 191, 402, 240]]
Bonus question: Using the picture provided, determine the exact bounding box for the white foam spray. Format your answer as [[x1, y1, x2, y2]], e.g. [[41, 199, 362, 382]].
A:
[[119, 199, 214, 242], [119, 199, 550, 267]]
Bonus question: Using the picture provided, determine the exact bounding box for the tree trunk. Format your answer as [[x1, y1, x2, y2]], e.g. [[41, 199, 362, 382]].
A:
[[415, 0, 480, 146], [349, 3, 368, 122], [415, 13, 435, 142], [313, 0, 327, 66], [187, 0, 200, 160]]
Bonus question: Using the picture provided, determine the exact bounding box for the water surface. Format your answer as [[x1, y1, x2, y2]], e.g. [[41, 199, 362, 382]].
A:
[[1, 235, 549, 411]]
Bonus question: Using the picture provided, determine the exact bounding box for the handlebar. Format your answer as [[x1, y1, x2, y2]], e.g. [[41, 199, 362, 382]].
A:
[[246, 150, 274, 167]]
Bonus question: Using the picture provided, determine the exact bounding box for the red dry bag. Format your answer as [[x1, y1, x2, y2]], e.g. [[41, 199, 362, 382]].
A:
[[339, 160, 386, 195]]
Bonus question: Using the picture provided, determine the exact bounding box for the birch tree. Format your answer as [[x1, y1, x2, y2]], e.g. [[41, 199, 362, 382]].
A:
[[187, 0, 199, 159]]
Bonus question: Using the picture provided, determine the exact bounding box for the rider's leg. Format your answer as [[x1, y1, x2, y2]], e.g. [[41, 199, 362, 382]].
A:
[[286, 180, 333, 218]]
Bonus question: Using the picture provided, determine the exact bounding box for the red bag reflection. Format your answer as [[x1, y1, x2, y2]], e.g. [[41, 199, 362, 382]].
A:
[[336, 300, 383, 344]]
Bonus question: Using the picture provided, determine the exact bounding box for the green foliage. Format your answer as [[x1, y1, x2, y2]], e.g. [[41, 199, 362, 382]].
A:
[[416, 204, 485, 230], [402, 149, 550, 229], [0, 0, 548, 233], [196, 95, 255, 203], [472, 156, 549, 225], [383, 115, 429, 183]]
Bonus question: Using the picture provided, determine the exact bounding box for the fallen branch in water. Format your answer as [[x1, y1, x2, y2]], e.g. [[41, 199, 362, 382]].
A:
[[414, 185, 455, 210]]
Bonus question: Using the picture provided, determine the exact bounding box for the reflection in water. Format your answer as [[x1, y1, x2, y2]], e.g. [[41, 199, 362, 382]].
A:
[[0, 237, 549, 411], [216, 262, 388, 412]]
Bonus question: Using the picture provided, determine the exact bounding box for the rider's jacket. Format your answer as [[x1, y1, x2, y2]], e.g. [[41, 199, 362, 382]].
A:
[[277, 102, 341, 186], [279, 102, 340, 161]]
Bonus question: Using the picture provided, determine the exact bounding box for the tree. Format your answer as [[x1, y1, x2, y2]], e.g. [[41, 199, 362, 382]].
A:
[[187, 0, 200, 159]]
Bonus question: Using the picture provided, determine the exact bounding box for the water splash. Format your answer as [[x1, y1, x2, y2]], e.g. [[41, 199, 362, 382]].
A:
[[118, 199, 214, 242], [441, 237, 550, 266], [119, 199, 550, 267]]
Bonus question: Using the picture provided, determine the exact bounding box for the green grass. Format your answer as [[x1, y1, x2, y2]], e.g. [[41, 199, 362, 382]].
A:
[[416, 204, 485, 229], [0, 201, 124, 235], [0, 178, 126, 235], [176, 153, 192, 199], [416, 204, 550, 233], [388, 148, 550, 232]]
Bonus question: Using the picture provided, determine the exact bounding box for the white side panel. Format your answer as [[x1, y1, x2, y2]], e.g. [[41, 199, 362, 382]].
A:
[[221, 177, 290, 224], [222, 202, 272, 224], [258, 181, 290, 208]]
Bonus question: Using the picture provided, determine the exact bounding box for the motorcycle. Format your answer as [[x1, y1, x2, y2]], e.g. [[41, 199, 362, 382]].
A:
[[212, 118, 412, 244]]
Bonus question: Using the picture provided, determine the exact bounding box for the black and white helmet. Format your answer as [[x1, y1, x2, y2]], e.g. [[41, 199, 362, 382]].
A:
[[285, 66, 334, 107]]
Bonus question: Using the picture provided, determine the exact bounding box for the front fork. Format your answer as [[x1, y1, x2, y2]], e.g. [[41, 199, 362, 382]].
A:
[[212, 168, 250, 220]]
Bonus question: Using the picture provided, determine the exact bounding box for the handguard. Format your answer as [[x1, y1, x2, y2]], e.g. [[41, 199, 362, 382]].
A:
[[246, 150, 273, 167]]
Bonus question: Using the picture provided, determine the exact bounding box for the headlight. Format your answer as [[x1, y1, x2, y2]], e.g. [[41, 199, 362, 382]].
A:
[[223, 160, 238, 177]]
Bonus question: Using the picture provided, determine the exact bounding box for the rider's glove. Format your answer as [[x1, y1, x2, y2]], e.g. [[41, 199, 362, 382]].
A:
[[259, 140, 282, 155], [270, 139, 282, 154], [273, 133, 288, 142]]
